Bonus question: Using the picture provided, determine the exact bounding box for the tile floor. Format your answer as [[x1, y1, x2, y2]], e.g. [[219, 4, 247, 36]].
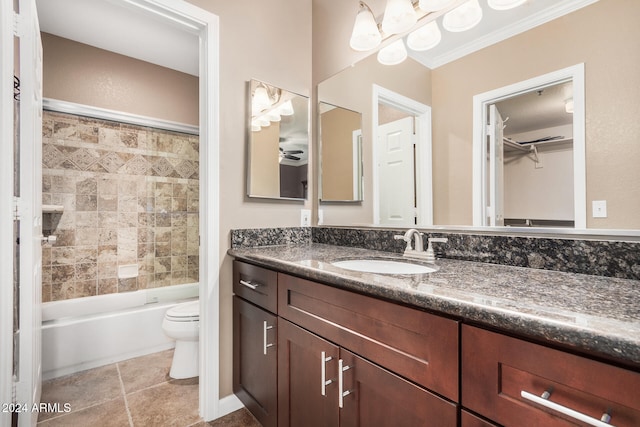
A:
[[37, 349, 261, 427]]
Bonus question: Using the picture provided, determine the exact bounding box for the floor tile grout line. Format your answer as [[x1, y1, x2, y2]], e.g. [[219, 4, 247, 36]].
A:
[[116, 363, 135, 427]]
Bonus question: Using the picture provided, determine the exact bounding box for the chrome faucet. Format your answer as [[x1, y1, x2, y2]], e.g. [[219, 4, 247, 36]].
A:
[[394, 229, 425, 258], [394, 230, 448, 263]]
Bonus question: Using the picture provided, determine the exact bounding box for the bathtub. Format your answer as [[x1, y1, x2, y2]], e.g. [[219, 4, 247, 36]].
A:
[[41, 283, 199, 380]]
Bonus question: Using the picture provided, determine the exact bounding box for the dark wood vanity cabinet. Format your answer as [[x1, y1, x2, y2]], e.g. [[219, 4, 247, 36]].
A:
[[233, 259, 640, 427], [462, 325, 640, 427], [233, 261, 278, 427], [277, 308, 457, 427], [233, 261, 459, 427]]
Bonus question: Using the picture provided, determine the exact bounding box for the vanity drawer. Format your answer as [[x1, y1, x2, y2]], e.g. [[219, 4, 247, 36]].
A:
[[462, 325, 640, 427], [233, 261, 278, 313], [278, 273, 459, 402]]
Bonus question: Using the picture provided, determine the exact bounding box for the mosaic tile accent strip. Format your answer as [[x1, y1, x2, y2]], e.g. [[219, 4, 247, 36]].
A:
[[312, 227, 640, 280], [42, 110, 200, 302], [230, 227, 312, 248]]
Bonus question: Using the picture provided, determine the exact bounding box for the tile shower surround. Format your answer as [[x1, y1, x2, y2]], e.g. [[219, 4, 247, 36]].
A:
[[41, 111, 199, 302], [230, 227, 640, 280]]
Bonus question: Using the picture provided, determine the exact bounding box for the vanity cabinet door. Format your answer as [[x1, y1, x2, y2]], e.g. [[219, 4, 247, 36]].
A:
[[462, 325, 640, 427], [278, 319, 340, 427], [339, 348, 458, 427], [460, 410, 498, 427], [278, 273, 459, 401], [233, 296, 278, 427]]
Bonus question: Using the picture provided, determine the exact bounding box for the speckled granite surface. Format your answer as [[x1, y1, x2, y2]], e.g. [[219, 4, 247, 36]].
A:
[[230, 227, 311, 248], [312, 227, 640, 280], [228, 243, 640, 367]]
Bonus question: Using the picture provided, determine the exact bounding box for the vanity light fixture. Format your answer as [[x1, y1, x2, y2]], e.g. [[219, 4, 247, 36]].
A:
[[278, 100, 295, 116], [350, 1, 382, 51], [252, 84, 272, 113], [350, 0, 527, 65], [487, 0, 527, 11], [377, 39, 408, 65], [442, 0, 483, 32], [382, 0, 418, 34]]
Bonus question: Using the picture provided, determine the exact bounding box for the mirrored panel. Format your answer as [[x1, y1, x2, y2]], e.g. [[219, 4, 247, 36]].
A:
[[247, 79, 309, 200], [316, 1, 640, 232], [319, 102, 363, 202]]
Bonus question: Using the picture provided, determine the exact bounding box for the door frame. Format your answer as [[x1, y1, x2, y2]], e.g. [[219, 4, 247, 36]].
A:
[[0, 0, 222, 422], [472, 63, 586, 229], [372, 84, 433, 227], [130, 1, 220, 420], [0, 2, 16, 426]]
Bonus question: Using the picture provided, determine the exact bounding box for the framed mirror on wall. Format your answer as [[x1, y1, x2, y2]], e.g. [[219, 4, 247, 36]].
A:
[[318, 102, 363, 202], [247, 79, 309, 200], [316, 0, 640, 234]]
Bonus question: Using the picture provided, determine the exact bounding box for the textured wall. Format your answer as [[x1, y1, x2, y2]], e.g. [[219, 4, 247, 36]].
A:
[[41, 111, 199, 302]]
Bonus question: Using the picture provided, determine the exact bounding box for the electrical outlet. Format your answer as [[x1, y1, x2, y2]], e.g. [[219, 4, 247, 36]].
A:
[[592, 200, 607, 218], [318, 209, 324, 225], [300, 209, 311, 227]]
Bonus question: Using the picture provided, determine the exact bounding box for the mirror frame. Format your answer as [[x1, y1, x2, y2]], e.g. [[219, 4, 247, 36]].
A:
[[246, 79, 310, 201]]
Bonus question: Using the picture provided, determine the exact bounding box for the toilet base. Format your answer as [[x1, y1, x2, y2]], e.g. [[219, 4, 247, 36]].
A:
[[170, 340, 199, 379]]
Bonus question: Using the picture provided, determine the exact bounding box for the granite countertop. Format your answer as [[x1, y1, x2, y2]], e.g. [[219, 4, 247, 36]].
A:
[[229, 243, 640, 368]]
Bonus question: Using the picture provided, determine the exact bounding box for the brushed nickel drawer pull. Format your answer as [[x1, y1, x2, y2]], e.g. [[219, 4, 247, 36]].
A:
[[338, 359, 352, 409], [239, 279, 260, 290], [521, 390, 615, 427], [321, 351, 333, 396], [263, 321, 274, 355]]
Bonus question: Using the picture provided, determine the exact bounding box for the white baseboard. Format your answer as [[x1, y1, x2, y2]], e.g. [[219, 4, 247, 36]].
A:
[[217, 393, 244, 418]]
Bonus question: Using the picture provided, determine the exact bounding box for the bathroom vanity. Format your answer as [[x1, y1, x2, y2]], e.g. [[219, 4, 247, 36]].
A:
[[230, 243, 640, 427]]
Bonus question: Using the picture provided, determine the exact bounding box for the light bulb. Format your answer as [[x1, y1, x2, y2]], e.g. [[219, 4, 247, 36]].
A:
[[377, 39, 408, 65], [278, 100, 295, 116], [350, 2, 382, 51], [407, 21, 442, 51], [381, 0, 417, 35], [442, 0, 483, 32], [252, 85, 271, 113]]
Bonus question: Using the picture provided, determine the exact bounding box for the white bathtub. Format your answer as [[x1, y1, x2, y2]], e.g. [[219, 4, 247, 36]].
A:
[[42, 283, 199, 380]]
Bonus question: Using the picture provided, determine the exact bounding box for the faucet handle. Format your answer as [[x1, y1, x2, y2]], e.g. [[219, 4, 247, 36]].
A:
[[428, 237, 448, 244], [394, 234, 411, 251], [425, 237, 448, 263]]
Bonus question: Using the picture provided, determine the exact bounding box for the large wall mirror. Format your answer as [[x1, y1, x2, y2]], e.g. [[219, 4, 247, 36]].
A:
[[318, 102, 363, 202], [247, 79, 309, 200], [317, 0, 640, 233]]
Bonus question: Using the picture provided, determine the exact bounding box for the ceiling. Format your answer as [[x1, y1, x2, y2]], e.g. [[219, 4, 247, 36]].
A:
[[36, 0, 199, 76], [496, 80, 573, 137], [36, 0, 598, 78]]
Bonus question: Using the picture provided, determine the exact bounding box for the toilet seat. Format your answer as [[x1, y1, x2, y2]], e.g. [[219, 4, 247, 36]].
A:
[[165, 301, 199, 322]]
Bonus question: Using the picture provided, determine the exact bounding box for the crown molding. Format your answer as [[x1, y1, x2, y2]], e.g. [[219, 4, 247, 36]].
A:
[[413, 0, 600, 69]]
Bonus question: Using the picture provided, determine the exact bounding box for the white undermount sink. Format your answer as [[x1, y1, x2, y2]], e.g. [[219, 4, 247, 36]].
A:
[[331, 259, 438, 275]]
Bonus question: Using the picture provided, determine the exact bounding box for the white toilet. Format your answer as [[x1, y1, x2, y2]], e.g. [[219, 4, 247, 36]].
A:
[[162, 300, 200, 379]]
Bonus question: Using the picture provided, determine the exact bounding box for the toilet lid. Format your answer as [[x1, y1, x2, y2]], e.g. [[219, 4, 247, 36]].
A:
[[166, 301, 199, 320]]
